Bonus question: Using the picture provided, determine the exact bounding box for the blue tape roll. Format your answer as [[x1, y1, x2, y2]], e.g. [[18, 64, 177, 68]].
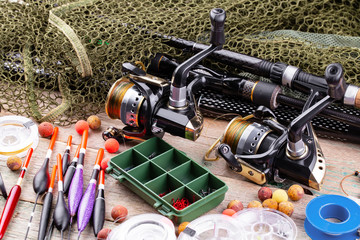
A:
[[304, 194, 360, 240]]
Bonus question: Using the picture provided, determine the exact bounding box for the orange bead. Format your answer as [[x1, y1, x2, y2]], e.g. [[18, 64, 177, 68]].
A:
[[278, 201, 294, 217], [258, 187, 272, 202], [222, 208, 236, 216], [111, 205, 128, 223], [288, 185, 304, 201], [7, 156, 22, 171], [87, 115, 101, 130], [38, 122, 54, 138], [247, 200, 263, 208], [101, 157, 111, 170], [262, 199, 278, 210], [105, 138, 120, 153], [97, 228, 111, 239], [75, 120, 89, 135], [227, 200, 244, 212]]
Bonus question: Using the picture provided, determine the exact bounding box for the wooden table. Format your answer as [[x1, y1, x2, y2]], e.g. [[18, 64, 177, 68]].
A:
[[0, 110, 359, 239]]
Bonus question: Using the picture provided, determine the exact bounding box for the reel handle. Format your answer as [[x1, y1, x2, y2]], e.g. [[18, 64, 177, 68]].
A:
[[218, 144, 242, 172], [169, 8, 226, 107], [287, 63, 346, 158], [324, 63, 346, 100], [210, 8, 226, 46]]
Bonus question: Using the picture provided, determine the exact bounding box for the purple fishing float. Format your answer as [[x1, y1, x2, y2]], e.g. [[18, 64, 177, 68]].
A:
[[77, 148, 104, 239], [68, 130, 88, 230]]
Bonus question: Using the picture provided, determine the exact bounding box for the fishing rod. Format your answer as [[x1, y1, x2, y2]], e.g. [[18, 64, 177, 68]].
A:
[[0, 148, 33, 239], [53, 154, 70, 240], [104, 54, 360, 143], [76, 148, 104, 239], [92, 169, 105, 237], [160, 35, 360, 110], [68, 129, 88, 235], [148, 53, 360, 128], [37, 165, 57, 240], [24, 127, 59, 240], [62, 136, 72, 176]]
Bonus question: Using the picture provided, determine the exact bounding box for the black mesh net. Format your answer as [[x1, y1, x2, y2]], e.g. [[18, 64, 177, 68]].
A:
[[1, 0, 360, 124]]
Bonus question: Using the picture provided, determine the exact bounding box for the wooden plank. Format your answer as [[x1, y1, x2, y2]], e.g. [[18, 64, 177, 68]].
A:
[[1, 110, 359, 239], [0, 175, 311, 239]]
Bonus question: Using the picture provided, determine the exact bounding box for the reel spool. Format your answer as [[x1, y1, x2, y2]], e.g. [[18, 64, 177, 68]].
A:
[[205, 114, 277, 161], [205, 111, 283, 185], [177, 214, 244, 240], [0, 116, 39, 160], [107, 214, 177, 240], [105, 77, 146, 128], [233, 208, 297, 240]]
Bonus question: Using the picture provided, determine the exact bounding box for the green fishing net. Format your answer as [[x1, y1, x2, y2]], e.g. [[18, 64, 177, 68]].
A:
[[1, 0, 360, 125]]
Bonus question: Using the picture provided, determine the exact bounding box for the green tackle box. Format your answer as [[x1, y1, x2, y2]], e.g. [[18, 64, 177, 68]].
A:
[[107, 137, 228, 223]]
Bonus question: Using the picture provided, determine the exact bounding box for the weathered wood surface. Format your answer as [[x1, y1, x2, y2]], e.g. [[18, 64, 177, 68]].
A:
[[0, 110, 359, 239]]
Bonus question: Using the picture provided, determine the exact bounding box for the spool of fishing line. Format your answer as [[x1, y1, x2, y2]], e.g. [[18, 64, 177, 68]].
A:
[[177, 214, 244, 240], [233, 208, 297, 240], [105, 77, 145, 128], [0, 116, 38, 160], [107, 214, 176, 240], [304, 194, 360, 240]]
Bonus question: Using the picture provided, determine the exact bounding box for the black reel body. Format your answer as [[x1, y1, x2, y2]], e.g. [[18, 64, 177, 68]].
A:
[[104, 63, 203, 141], [217, 108, 325, 190], [104, 8, 226, 142], [217, 63, 346, 190]]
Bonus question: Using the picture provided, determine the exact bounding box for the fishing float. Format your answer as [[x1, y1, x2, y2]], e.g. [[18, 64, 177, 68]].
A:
[[63, 144, 80, 194], [37, 165, 57, 240], [77, 148, 104, 239], [53, 154, 70, 240], [46, 143, 81, 240], [92, 169, 106, 237], [24, 127, 58, 239], [0, 148, 33, 239], [0, 172, 7, 200], [62, 135, 72, 176], [68, 129, 88, 232]]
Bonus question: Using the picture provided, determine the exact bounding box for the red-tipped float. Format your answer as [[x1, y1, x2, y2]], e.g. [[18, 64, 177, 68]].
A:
[[0, 148, 33, 239]]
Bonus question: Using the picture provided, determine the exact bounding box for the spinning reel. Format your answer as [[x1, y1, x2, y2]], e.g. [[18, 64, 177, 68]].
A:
[[209, 63, 347, 190], [104, 8, 226, 142], [104, 7, 347, 190]]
